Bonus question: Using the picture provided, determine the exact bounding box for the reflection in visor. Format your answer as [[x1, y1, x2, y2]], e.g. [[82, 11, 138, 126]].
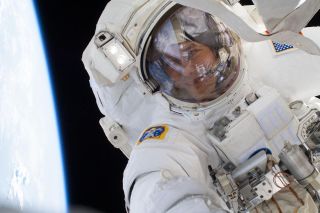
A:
[[145, 6, 242, 103]]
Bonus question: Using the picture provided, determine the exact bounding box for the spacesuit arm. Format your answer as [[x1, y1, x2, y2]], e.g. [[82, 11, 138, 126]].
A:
[[123, 125, 229, 213], [128, 172, 228, 213]]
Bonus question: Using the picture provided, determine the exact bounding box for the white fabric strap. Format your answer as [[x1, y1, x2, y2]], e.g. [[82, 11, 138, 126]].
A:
[[173, 0, 320, 55], [252, 0, 320, 34], [94, 0, 320, 55]]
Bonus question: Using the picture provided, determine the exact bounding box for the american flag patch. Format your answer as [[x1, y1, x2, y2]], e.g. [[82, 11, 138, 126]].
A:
[[271, 41, 295, 54]]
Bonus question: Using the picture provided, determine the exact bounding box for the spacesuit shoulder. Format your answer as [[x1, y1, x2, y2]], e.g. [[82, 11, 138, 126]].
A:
[[123, 124, 211, 199], [245, 27, 320, 102], [123, 124, 228, 212]]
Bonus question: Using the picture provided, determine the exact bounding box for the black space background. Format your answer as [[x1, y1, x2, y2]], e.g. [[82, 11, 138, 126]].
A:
[[33, 1, 320, 213], [34, 1, 126, 213]]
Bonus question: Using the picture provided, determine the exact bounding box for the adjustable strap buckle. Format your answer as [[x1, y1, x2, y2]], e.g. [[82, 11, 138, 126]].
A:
[[222, 0, 240, 6], [100, 116, 132, 158]]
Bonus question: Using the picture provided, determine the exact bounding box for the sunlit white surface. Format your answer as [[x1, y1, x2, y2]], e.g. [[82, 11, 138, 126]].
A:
[[0, 0, 67, 212]]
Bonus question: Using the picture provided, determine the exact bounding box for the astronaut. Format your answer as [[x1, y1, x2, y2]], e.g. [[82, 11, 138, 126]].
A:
[[82, 0, 320, 212]]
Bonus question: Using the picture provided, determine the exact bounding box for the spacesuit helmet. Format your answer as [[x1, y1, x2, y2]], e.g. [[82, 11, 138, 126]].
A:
[[142, 6, 242, 104]]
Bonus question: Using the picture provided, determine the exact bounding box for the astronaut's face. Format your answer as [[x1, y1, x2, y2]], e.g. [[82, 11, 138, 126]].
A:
[[145, 6, 242, 103], [163, 40, 219, 102]]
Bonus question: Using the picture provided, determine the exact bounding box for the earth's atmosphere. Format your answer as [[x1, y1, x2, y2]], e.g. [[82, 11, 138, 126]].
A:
[[0, 0, 67, 212]]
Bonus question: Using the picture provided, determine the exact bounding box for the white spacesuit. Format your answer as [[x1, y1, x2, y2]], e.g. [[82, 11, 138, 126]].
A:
[[82, 0, 320, 212]]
